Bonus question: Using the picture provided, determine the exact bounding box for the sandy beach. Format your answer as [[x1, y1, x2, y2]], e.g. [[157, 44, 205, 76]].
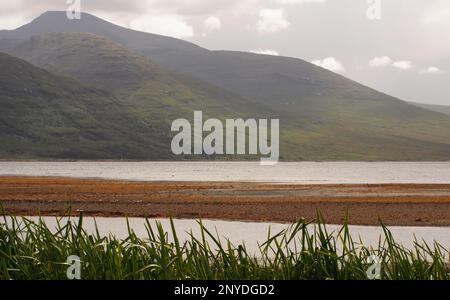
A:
[[1, 176, 450, 226]]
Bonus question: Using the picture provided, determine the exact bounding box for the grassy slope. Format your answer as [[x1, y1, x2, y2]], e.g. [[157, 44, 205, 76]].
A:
[[2, 32, 170, 91], [0, 34, 269, 160], [4, 32, 262, 116], [2, 12, 450, 160], [0, 52, 173, 159]]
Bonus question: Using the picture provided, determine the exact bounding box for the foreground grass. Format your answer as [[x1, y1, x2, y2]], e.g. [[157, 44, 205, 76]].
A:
[[0, 215, 449, 280]]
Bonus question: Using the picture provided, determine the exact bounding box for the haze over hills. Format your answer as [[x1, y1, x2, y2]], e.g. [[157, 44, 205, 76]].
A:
[[1, 11, 450, 160]]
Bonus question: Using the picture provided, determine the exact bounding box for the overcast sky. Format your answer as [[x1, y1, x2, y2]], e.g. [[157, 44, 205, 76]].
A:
[[1, 0, 449, 105]]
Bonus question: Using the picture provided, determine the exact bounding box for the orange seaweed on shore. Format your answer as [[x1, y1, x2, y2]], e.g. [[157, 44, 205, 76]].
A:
[[1, 177, 450, 226]]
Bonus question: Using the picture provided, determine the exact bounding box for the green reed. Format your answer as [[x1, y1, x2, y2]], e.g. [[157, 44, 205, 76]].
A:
[[0, 214, 449, 280]]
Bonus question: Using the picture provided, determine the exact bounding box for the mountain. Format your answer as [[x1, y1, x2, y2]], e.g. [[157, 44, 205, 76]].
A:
[[2, 11, 450, 160], [0, 52, 176, 159]]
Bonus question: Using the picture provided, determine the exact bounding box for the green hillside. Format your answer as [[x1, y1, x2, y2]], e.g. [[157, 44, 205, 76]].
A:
[[0, 52, 172, 159], [4, 32, 269, 128], [2, 32, 171, 91], [0, 35, 269, 160], [0, 32, 259, 117]]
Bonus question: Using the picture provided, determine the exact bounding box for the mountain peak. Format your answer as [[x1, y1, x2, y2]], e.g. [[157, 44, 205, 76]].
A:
[[33, 10, 104, 24], [8, 10, 112, 38], [0, 10, 204, 52]]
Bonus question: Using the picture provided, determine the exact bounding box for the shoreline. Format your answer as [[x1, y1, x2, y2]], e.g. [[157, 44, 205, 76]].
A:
[[2, 177, 450, 226]]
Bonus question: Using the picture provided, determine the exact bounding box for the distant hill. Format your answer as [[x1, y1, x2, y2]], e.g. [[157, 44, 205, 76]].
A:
[[2, 12, 450, 160], [410, 102, 450, 117]]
